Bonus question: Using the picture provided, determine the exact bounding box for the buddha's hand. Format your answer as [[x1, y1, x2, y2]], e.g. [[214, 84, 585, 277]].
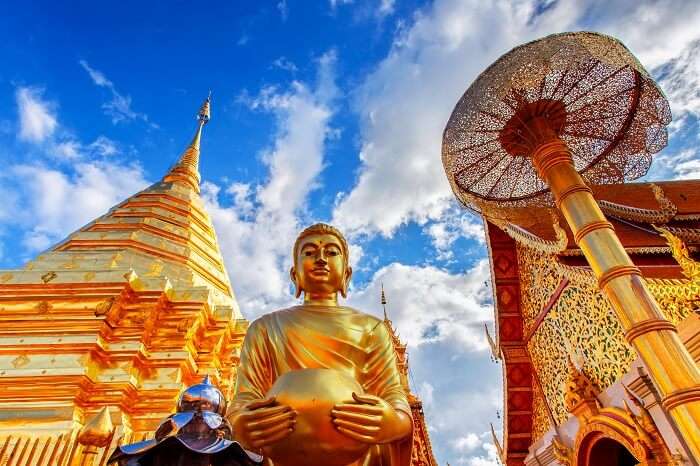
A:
[[331, 392, 412, 444], [232, 397, 296, 449]]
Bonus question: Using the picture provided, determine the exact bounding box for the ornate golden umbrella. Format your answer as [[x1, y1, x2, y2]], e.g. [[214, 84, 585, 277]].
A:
[[442, 31, 700, 461], [443, 31, 670, 209]]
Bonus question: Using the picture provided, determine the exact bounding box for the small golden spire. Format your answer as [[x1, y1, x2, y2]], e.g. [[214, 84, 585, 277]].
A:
[[484, 323, 498, 361], [381, 283, 388, 321], [78, 406, 114, 448], [163, 94, 211, 193], [490, 422, 504, 463]]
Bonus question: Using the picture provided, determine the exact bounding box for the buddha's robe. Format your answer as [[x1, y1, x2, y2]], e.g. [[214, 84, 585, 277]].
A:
[[229, 305, 412, 466]]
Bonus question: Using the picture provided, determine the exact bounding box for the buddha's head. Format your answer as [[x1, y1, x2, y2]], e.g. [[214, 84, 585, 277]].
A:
[[290, 223, 352, 303]]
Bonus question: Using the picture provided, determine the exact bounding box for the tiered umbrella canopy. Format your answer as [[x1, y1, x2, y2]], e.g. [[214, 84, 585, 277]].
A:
[[442, 31, 671, 211]]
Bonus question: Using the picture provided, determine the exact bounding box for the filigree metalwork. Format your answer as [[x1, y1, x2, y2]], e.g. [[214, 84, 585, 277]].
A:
[[564, 358, 600, 418], [655, 226, 700, 280], [522, 239, 698, 424], [517, 244, 564, 332], [442, 31, 671, 211], [521, 246, 635, 423], [531, 382, 550, 441], [662, 226, 700, 244], [491, 214, 567, 254], [598, 184, 677, 224]]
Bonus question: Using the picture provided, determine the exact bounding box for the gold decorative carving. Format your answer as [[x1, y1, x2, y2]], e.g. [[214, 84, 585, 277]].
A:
[[11, 354, 30, 369], [35, 301, 53, 314], [552, 435, 573, 466], [647, 227, 700, 323], [662, 226, 700, 243], [490, 423, 505, 465], [574, 399, 679, 466], [530, 382, 550, 441], [655, 226, 700, 280], [522, 235, 697, 431], [598, 184, 677, 224], [517, 244, 564, 332], [564, 358, 600, 421], [95, 297, 116, 317], [491, 213, 567, 255], [41, 271, 57, 283], [521, 246, 635, 424], [484, 324, 499, 361]]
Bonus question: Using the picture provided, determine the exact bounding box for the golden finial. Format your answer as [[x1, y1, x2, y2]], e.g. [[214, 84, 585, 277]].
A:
[[485, 323, 499, 361], [490, 423, 504, 463], [381, 283, 388, 321], [78, 406, 114, 448], [163, 94, 212, 193], [198, 91, 211, 123]]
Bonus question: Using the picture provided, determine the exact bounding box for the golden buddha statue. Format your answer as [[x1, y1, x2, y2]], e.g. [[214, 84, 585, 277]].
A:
[[227, 223, 413, 466]]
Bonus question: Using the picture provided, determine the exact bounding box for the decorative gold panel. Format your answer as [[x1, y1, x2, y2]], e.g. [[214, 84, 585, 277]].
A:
[[521, 241, 698, 425], [521, 247, 635, 424], [517, 243, 561, 333], [531, 382, 550, 441]]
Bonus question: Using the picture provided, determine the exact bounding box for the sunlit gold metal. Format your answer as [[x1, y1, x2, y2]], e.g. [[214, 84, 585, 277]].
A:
[[78, 407, 114, 466], [227, 223, 413, 466], [442, 31, 700, 460], [0, 96, 249, 464]]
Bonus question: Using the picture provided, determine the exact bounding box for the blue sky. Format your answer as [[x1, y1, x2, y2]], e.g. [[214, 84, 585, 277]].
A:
[[1, 1, 700, 464]]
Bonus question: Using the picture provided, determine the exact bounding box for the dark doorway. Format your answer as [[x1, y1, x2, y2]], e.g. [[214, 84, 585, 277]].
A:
[[587, 437, 637, 466]]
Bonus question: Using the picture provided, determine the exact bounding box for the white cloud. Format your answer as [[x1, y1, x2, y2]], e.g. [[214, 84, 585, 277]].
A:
[[272, 57, 298, 73], [89, 135, 119, 156], [277, 0, 289, 21], [52, 140, 82, 160], [203, 51, 338, 316], [5, 87, 148, 253], [346, 259, 492, 352], [453, 433, 480, 453], [237, 34, 250, 46], [378, 0, 395, 16], [332, 0, 700, 239], [16, 87, 58, 143], [329, 0, 353, 9], [463, 442, 499, 466], [49, 136, 120, 161], [79, 60, 154, 126], [7, 161, 149, 252], [425, 205, 484, 261]]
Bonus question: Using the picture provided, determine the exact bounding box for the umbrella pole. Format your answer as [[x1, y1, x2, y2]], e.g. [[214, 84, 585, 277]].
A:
[[530, 132, 700, 462]]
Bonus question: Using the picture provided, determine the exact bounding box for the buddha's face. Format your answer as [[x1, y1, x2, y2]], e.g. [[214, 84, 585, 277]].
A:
[[292, 232, 352, 299]]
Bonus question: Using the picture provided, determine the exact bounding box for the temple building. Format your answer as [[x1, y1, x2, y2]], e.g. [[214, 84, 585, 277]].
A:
[[0, 98, 436, 466], [483, 182, 700, 465]]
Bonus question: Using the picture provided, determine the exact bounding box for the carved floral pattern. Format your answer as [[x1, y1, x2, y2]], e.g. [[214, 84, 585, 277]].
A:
[[520, 246, 635, 424], [521, 236, 698, 427]]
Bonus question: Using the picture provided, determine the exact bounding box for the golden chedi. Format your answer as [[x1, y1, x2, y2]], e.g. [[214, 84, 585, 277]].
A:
[[227, 223, 413, 466]]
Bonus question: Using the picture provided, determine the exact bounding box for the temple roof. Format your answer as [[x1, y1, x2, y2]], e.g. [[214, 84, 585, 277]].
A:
[[489, 180, 700, 257], [482, 178, 700, 465], [3, 96, 237, 310]]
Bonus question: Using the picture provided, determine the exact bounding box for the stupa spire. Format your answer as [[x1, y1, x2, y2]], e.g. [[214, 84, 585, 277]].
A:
[[381, 283, 388, 321], [163, 93, 211, 192]]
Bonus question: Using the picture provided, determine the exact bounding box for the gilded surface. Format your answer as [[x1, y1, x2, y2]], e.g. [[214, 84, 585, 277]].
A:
[[522, 235, 699, 426], [598, 184, 677, 224], [522, 246, 635, 424], [517, 243, 562, 333], [0, 98, 249, 466], [530, 381, 550, 441], [228, 224, 413, 466]]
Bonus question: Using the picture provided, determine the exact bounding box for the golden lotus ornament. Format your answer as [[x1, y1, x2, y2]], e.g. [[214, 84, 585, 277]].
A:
[[263, 368, 369, 466]]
